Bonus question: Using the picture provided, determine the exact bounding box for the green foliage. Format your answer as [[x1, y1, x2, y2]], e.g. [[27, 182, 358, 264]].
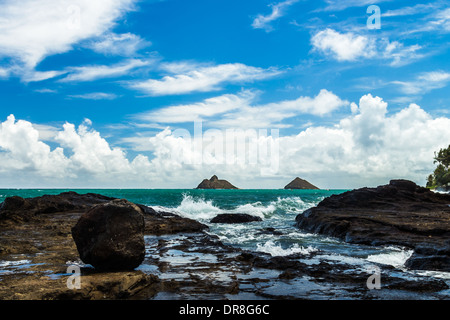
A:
[[428, 145, 450, 189]]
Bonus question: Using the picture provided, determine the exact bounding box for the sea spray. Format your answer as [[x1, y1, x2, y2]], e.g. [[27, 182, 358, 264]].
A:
[[256, 240, 318, 256], [366, 247, 414, 268], [175, 194, 222, 220]]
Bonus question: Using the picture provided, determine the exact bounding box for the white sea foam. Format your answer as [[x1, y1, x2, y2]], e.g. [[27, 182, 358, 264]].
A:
[[0, 259, 31, 268], [172, 194, 313, 221], [175, 194, 223, 220], [256, 240, 317, 257], [366, 247, 414, 268], [232, 202, 275, 219]]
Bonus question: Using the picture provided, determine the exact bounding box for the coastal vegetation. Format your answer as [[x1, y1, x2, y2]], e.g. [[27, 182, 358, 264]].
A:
[[427, 144, 450, 190]]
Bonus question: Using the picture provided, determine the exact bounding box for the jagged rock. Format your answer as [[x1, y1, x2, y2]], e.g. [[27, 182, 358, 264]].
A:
[[210, 213, 262, 223], [0, 192, 115, 223], [284, 177, 319, 189], [71, 199, 146, 271], [137, 204, 208, 235], [295, 179, 450, 271], [196, 175, 238, 189]]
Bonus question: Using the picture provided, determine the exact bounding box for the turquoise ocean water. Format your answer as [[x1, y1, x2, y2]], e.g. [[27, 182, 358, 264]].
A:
[[1, 188, 449, 298]]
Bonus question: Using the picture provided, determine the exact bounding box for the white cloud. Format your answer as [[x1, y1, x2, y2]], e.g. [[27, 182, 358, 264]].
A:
[[1, 94, 449, 188], [136, 90, 256, 123], [68, 92, 120, 100], [382, 40, 422, 66], [140, 94, 450, 188], [60, 58, 150, 82], [211, 89, 349, 128], [431, 8, 450, 31], [128, 62, 281, 96], [0, 115, 69, 177], [135, 89, 348, 128], [311, 28, 422, 66], [54, 122, 133, 174], [0, 0, 136, 71], [34, 88, 58, 94], [252, 0, 299, 32], [383, 3, 439, 17], [0, 67, 10, 78], [392, 71, 450, 95], [311, 28, 376, 61], [21, 70, 67, 83], [87, 32, 150, 56], [321, 0, 392, 12]]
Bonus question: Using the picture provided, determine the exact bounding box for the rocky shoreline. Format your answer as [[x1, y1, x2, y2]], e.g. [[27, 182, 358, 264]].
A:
[[295, 180, 450, 272], [0, 187, 449, 300]]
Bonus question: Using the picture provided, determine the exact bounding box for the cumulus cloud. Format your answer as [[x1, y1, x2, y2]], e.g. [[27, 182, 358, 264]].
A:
[[128, 62, 281, 96], [1, 94, 449, 188], [0, 0, 136, 75], [311, 28, 377, 61], [129, 94, 450, 188], [0, 115, 69, 177], [0, 115, 152, 187]]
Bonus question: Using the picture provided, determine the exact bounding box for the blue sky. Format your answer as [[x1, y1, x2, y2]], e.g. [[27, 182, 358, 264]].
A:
[[0, 0, 450, 188]]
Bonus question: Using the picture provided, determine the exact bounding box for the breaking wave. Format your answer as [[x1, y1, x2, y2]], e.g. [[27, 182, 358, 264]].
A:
[[256, 240, 318, 256]]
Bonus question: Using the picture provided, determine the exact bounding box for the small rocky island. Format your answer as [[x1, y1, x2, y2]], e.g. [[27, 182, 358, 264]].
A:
[[284, 177, 319, 189], [196, 175, 238, 189]]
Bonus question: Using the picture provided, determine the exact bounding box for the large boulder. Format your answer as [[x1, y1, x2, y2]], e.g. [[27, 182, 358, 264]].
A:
[[71, 199, 146, 271], [295, 180, 450, 272]]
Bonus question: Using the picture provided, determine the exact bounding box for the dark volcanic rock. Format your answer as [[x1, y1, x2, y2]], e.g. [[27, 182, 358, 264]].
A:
[[210, 213, 262, 223], [0, 192, 115, 223], [137, 204, 209, 235], [284, 177, 319, 189], [404, 244, 450, 271], [196, 175, 238, 189], [295, 180, 450, 271], [71, 199, 145, 271]]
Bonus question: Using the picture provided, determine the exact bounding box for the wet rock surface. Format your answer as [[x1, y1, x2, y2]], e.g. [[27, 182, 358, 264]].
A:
[[210, 213, 262, 224], [295, 180, 450, 272], [0, 191, 449, 300]]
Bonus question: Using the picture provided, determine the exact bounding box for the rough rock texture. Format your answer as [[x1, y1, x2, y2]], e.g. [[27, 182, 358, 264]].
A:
[[210, 213, 262, 224], [0, 192, 115, 223], [71, 199, 146, 271], [0, 192, 209, 299], [0, 191, 449, 300], [136, 204, 208, 235], [295, 179, 450, 271], [284, 177, 319, 190], [196, 175, 238, 189]]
